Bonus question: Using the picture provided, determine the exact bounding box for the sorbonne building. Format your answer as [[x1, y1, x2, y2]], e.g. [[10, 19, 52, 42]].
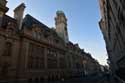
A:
[[99, 0, 125, 81], [0, 0, 101, 82]]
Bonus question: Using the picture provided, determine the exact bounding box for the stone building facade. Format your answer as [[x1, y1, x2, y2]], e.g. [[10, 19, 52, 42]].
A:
[[99, 0, 125, 81], [0, 0, 101, 82]]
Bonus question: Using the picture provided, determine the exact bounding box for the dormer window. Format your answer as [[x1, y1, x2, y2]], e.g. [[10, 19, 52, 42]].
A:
[[33, 30, 37, 38], [6, 22, 16, 36], [32, 25, 42, 39]]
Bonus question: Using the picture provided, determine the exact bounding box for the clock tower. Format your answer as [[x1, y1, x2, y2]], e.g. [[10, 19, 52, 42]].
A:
[[55, 11, 69, 43], [0, 0, 9, 27]]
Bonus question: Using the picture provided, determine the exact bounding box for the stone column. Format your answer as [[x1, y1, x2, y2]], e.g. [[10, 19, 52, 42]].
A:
[[44, 47, 47, 69], [57, 52, 60, 79], [44, 47, 48, 81], [70, 54, 73, 69], [57, 52, 60, 69], [0, 11, 4, 27]]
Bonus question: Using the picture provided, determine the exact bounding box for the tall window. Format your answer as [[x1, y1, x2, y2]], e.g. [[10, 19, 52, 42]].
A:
[[28, 43, 44, 70], [3, 42, 12, 56], [47, 49, 58, 69], [1, 62, 9, 78]]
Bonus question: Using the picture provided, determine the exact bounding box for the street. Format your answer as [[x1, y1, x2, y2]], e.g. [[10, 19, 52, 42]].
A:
[[47, 74, 110, 83]]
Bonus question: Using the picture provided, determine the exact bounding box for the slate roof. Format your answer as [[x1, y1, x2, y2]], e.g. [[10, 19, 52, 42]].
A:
[[23, 14, 50, 31], [1, 15, 16, 28]]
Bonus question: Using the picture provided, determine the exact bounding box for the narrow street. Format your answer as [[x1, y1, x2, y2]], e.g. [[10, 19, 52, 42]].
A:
[[47, 74, 111, 83], [46, 73, 123, 83]]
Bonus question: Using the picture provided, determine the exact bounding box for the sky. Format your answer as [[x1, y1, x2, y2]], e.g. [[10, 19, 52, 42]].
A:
[[6, 0, 108, 65]]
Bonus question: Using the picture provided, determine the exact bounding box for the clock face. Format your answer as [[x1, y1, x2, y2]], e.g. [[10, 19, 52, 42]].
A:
[[0, 11, 3, 17]]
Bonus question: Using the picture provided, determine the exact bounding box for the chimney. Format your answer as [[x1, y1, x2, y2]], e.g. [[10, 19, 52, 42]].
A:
[[14, 3, 26, 30]]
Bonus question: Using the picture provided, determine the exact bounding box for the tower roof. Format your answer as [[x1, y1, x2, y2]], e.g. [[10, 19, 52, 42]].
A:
[[56, 10, 65, 16], [23, 14, 49, 31], [55, 10, 67, 21]]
